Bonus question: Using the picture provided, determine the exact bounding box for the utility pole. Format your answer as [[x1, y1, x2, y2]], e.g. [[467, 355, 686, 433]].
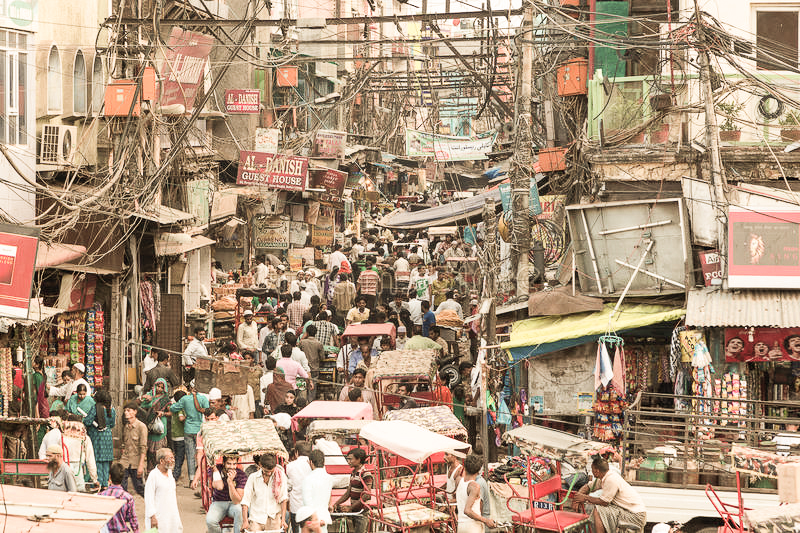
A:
[[511, 4, 533, 300], [694, 1, 728, 272], [481, 198, 498, 475]]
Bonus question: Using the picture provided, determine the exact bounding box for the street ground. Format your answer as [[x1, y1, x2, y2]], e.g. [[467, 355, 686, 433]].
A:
[[132, 476, 208, 531]]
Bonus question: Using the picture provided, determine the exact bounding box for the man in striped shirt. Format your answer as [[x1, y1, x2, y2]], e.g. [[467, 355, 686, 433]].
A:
[[356, 257, 381, 309], [286, 291, 309, 332], [100, 462, 140, 533]]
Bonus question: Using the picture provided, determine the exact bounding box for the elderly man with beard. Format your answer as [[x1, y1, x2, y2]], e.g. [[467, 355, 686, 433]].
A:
[[145, 447, 182, 532], [46, 443, 77, 492]]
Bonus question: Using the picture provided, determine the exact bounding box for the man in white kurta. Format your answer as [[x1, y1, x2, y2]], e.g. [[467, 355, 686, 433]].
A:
[[145, 448, 183, 532]]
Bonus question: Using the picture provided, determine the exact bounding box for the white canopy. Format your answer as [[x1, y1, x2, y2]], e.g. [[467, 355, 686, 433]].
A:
[[359, 420, 471, 463]]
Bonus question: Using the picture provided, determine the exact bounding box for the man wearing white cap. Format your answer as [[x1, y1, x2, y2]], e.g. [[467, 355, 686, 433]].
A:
[[46, 443, 77, 492], [237, 310, 260, 353], [62, 362, 92, 401]]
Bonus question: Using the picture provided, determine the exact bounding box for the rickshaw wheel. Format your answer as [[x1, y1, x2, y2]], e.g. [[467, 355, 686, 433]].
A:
[[440, 364, 460, 388]]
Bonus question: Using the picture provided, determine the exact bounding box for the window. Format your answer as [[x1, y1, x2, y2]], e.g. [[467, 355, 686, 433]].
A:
[[73, 50, 87, 114], [47, 45, 61, 114], [0, 30, 30, 145], [756, 10, 799, 71], [92, 55, 104, 114]]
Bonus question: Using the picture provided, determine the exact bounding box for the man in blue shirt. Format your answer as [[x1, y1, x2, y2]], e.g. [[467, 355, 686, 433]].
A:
[[421, 300, 436, 338], [348, 337, 378, 374], [170, 385, 209, 485]]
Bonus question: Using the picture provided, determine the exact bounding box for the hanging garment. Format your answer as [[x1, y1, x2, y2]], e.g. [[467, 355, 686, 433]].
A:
[[595, 342, 614, 390], [612, 346, 627, 397]]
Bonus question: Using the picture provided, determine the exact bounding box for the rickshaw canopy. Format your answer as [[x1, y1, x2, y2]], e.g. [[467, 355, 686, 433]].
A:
[[342, 323, 396, 342], [372, 349, 437, 380], [383, 405, 467, 439], [359, 420, 471, 463], [306, 419, 375, 440], [291, 400, 374, 431], [503, 425, 612, 464], [201, 419, 288, 461]]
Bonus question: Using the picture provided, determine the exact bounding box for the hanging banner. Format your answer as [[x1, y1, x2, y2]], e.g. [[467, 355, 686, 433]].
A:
[[305, 202, 320, 225], [252, 216, 289, 249], [255, 128, 279, 152], [405, 129, 497, 161], [311, 213, 334, 247], [310, 168, 347, 199], [725, 327, 800, 362], [0, 224, 39, 319], [161, 27, 214, 112], [312, 130, 347, 159], [224, 89, 260, 114], [289, 221, 308, 246], [236, 151, 308, 191]]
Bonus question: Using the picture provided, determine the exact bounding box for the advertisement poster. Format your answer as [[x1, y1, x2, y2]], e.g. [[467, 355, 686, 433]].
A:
[[577, 392, 594, 414], [725, 327, 800, 362], [236, 151, 308, 191], [224, 89, 260, 114], [255, 128, 279, 152], [311, 213, 334, 247], [252, 216, 289, 249], [161, 27, 214, 112], [310, 168, 347, 199], [728, 207, 800, 288], [0, 224, 39, 319], [289, 221, 308, 246], [405, 129, 497, 161], [699, 250, 723, 286], [288, 247, 315, 270], [312, 130, 347, 159]]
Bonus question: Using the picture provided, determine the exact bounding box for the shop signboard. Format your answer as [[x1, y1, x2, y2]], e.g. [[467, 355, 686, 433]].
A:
[[311, 212, 334, 247], [0, 224, 39, 319], [255, 128, 279, 152], [699, 250, 722, 286], [224, 89, 260, 114], [236, 151, 308, 191], [288, 247, 315, 270], [289, 221, 308, 246], [405, 129, 497, 161], [312, 130, 347, 159], [310, 168, 347, 198], [725, 327, 800, 362], [252, 216, 289, 249], [728, 207, 800, 288], [161, 28, 214, 112]]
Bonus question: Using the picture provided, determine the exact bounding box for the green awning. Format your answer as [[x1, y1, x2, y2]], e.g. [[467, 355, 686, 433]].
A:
[[501, 303, 685, 361]]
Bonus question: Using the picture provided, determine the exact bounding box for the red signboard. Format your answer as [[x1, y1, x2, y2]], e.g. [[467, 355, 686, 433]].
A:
[[310, 168, 347, 198], [236, 151, 308, 191], [0, 224, 39, 319], [725, 327, 800, 362], [161, 28, 214, 112], [224, 89, 261, 114], [728, 207, 800, 288], [699, 250, 722, 287]]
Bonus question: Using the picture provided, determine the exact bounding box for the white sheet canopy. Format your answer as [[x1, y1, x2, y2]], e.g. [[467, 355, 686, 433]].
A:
[[359, 420, 471, 463]]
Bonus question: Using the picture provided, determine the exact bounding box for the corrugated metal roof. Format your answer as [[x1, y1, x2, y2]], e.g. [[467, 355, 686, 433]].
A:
[[686, 287, 800, 328]]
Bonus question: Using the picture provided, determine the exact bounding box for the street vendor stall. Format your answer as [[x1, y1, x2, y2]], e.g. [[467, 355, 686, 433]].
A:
[[359, 420, 470, 533], [372, 349, 438, 415], [198, 418, 288, 510]]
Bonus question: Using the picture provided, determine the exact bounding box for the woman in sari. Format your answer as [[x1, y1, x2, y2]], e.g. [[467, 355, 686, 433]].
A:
[[139, 377, 172, 470], [85, 389, 115, 489], [66, 383, 95, 421]]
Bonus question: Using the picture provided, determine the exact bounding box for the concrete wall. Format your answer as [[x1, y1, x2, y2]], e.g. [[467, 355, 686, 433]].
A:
[[527, 343, 597, 416]]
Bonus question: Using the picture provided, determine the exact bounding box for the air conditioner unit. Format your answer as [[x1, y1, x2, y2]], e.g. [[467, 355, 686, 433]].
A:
[[39, 125, 79, 167]]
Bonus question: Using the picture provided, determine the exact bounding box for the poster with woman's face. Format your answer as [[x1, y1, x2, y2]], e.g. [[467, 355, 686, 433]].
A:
[[725, 328, 800, 362]]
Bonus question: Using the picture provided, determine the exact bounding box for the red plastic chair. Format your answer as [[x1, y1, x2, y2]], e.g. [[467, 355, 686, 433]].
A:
[[705, 472, 750, 533]]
